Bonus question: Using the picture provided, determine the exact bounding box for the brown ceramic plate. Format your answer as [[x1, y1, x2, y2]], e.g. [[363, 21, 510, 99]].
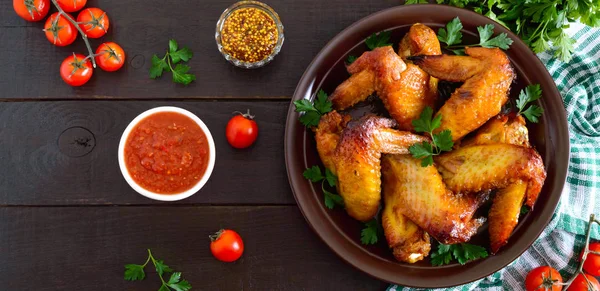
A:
[[284, 4, 569, 288]]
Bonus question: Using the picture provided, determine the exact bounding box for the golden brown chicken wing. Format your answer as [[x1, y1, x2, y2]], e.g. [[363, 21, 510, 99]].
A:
[[382, 197, 431, 263], [313, 111, 351, 173], [398, 23, 442, 58], [330, 24, 441, 130], [463, 114, 534, 253], [434, 144, 546, 208], [382, 155, 486, 244], [410, 47, 515, 141], [334, 115, 427, 222], [489, 181, 527, 253], [462, 114, 530, 148]]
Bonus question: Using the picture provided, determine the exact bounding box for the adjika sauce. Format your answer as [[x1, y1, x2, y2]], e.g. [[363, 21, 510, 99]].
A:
[[124, 112, 209, 194]]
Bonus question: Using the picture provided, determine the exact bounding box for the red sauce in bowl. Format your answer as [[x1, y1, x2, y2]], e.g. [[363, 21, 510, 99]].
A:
[[124, 112, 209, 194]]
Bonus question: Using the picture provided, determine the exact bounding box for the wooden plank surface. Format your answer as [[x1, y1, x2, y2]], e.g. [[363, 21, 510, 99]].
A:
[[0, 0, 399, 100], [0, 206, 388, 290], [0, 100, 297, 205]]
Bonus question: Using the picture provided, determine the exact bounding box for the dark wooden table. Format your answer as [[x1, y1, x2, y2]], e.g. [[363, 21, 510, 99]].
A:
[[0, 0, 406, 290]]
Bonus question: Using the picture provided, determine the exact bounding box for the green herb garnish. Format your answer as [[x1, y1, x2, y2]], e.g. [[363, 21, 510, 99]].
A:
[[303, 166, 344, 209], [431, 243, 489, 266], [150, 39, 195, 85], [346, 55, 357, 64], [293, 90, 333, 127], [438, 17, 513, 55], [125, 249, 192, 291], [516, 84, 544, 123], [365, 31, 392, 50], [360, 219, 382, 245], [406, 1, 596, 61], [409, 107, 454, 167]]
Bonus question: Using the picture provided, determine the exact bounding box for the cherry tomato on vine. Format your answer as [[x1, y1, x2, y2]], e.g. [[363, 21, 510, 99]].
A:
[[210, 229, 244, 262], [44, 12, 78, 47], [95, 42, 125, 72], [56, 0, 86, 12], [568, 273, 600, 291], [77, 7, 109, 39], [60, 54, 93, 86], [525, 266, 563, 291], [226, 110, 258, 149], [580, 242, 600, 276], [13, 0, 49, 22]]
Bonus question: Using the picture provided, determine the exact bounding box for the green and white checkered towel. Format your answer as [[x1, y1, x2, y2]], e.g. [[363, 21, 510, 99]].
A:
[[389, 24, 600, 291]]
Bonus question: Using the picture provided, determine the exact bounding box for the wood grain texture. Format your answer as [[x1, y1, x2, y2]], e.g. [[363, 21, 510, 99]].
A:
[[0, 101, 294, 205], [0, 0, 399, 100], [0, 206, 388, 290]]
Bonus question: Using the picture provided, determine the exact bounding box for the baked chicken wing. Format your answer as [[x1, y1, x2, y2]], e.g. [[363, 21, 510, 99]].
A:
[[313, 111, 351, 172], [435, 144, 546, 208], [333, 115, 427, 222], [410, 47, 515, 141], [330, 24, 441, 131], [464, 114, 535, 253], [382, 155, 486, 244]]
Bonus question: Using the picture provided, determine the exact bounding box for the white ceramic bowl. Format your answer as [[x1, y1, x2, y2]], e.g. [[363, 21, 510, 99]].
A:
[[118, 106, 216, 201]]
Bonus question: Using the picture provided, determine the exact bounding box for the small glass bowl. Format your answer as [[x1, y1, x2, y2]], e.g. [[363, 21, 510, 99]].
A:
[[215, 1, 284, 69]]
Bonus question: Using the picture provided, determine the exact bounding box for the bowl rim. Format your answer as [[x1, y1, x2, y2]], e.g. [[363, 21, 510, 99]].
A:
[[284, 4, 570, 288], [118, 106, 216, 202]]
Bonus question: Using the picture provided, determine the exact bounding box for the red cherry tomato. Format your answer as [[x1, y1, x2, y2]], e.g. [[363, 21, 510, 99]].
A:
[[210, 229, 244, 262], [580, 242, 600, 276], [60, 54, 93, 86], [13, 0, 49, 22], [568, 273, 600, 291], [525, 266, 563, 291], [226, 111, 258, 149], [95, 42, 126, 72], [77, 7, 109, 39], [44, 12, 78, 47], [56, 0, 86, 12]]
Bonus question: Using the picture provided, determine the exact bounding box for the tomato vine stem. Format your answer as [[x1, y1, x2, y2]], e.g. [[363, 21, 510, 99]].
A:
[[560, 214, 600, 289], [50, 0, 97, 68]]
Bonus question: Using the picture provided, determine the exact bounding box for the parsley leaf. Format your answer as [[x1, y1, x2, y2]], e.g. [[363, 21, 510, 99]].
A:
[[293, 89, 333, 127], [478, 24, 513, 49], [431, 244, 453, 266], [431, 243, 488, 266], [169, 280, 192, 291], [365, 31, 392, 50], [437, 18, 513, 53], [124, 264, 145, 281], [303, 166, 324, 182], [516, 84, 544, 123], [323, 188, 344, 209], [405, 0, 428, 3], [170, 47, 193, 64], [433, 130, 454, 152], [325, 168, 337, 187], [314, 90, 333, 114], [172, 64, 196, 85], [298, 111, 322, 127], [360, 220, 380, 245], [347, 55, 357, 64], [304, 165, 344, 210], [154, 260, 173, 276], [149, 39, 196, 85], [437, 17, 463, 47], [167, 272, 192, 291], [124, 249, 192, 291], [520, 205, 530, 215], [150, 55, 169, 79], [409, 107, 454, 167]]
